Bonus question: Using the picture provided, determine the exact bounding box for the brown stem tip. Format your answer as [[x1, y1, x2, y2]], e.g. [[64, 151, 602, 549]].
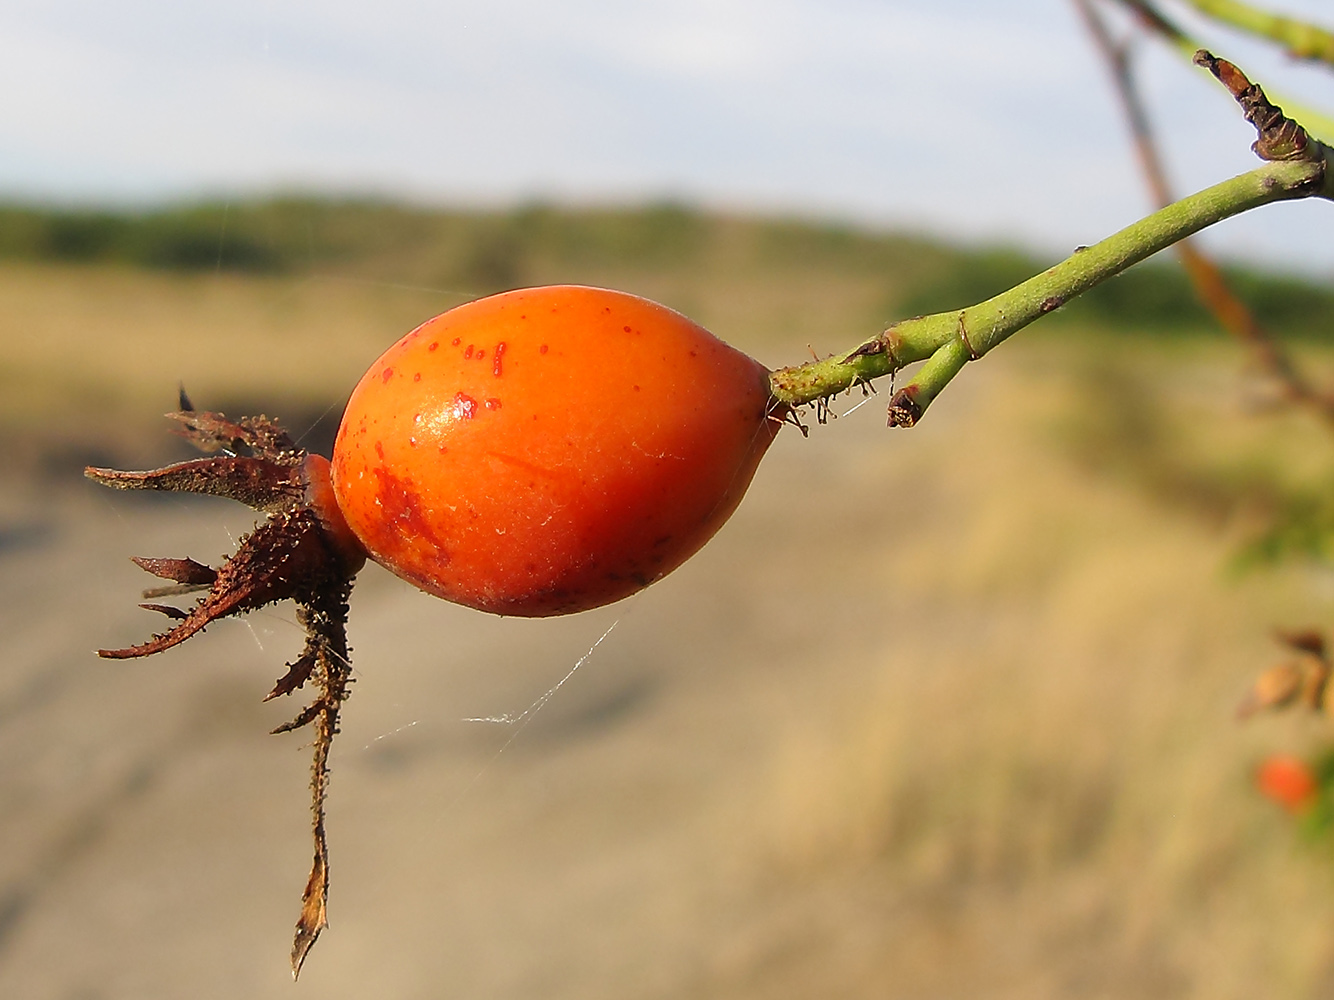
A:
[[886, 387, 923, 428], [1193, 49, 1311, 162]]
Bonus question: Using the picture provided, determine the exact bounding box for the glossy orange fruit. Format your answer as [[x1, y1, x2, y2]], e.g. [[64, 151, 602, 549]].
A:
[[330, 285, 781, 615]]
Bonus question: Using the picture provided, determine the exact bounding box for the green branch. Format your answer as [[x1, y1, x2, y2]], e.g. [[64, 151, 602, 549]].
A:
[[770, 48, 1334, 424], [1180, 0, 1334, 66], [770, 157, 1329, 418]]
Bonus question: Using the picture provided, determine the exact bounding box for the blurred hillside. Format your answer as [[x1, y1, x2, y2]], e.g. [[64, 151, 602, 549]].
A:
[[5, 198, 1334, 336], [5, 197, 1334, 487]]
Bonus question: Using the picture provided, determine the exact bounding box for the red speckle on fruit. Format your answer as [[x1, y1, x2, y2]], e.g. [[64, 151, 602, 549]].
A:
[[413, 373, 421, 382], [464, 344, 474, 359], [633, 385, 640, 392], [623, 326, 632, 333], [485, 398, 501, 410], [381, 367, 394, 383], [374, 441, 385, 459], [409, 437, 417, 447], [451, 338, 461, 347], [493, 342, 506, 376], [539, 344, 548, 355], [453, 393, 478, 420], [428, 341, 438, 352]]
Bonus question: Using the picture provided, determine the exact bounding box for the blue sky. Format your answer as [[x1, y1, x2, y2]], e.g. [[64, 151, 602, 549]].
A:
[[4, 0, 1334, 272]]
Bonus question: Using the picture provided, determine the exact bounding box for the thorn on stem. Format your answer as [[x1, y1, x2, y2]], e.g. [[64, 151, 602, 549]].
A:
[[957, 313, 978, 360], [842, 338, 886, 363], [782, 408, 810, 438]]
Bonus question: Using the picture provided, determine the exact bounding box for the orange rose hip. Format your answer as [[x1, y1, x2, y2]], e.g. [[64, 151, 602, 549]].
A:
[[330, 285, 781, 615]]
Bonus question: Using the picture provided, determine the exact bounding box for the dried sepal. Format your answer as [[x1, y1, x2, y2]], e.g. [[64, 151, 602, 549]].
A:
[[98, 511, 331, 659], [138, 602, 191, 620], [131, 556, 218, 586], [86, 455, 305, 514], [166, 409, 300, 463], [266, 646, 320, 702], [85, 409, 363, 978]]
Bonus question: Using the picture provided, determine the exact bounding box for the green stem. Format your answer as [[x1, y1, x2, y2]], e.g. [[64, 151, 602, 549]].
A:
[[885, 339, 971, 427], [770, 157, 1329, 414], [1180, 0, 1334, 66]]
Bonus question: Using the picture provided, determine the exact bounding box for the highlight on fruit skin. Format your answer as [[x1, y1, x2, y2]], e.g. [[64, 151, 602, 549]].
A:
[[1256, 754, 1319, 814], [82, 284, 786, 976]]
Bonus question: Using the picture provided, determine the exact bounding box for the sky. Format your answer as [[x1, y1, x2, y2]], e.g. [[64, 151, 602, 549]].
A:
[[4, 0, 1334, 273]]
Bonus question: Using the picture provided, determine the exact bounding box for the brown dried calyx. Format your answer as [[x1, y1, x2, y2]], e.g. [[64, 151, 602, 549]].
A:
[[86, 400, 366, 978]]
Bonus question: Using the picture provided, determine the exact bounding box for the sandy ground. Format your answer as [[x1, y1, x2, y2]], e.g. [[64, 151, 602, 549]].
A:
[[6, 343, 1334, 999]]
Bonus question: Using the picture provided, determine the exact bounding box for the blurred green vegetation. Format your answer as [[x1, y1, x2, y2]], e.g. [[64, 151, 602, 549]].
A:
[[896, 246, 1334, 337], [1296, 750, 1334, 844], [4, 197, 1334, 337], [0, 198, 937, 287]]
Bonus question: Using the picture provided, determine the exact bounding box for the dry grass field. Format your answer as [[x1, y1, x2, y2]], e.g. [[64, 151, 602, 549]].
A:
[[6, 225, 1334, 998]]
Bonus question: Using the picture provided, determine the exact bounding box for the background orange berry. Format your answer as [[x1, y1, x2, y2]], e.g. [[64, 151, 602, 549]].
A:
[[1256, 754, 1318, 814]]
